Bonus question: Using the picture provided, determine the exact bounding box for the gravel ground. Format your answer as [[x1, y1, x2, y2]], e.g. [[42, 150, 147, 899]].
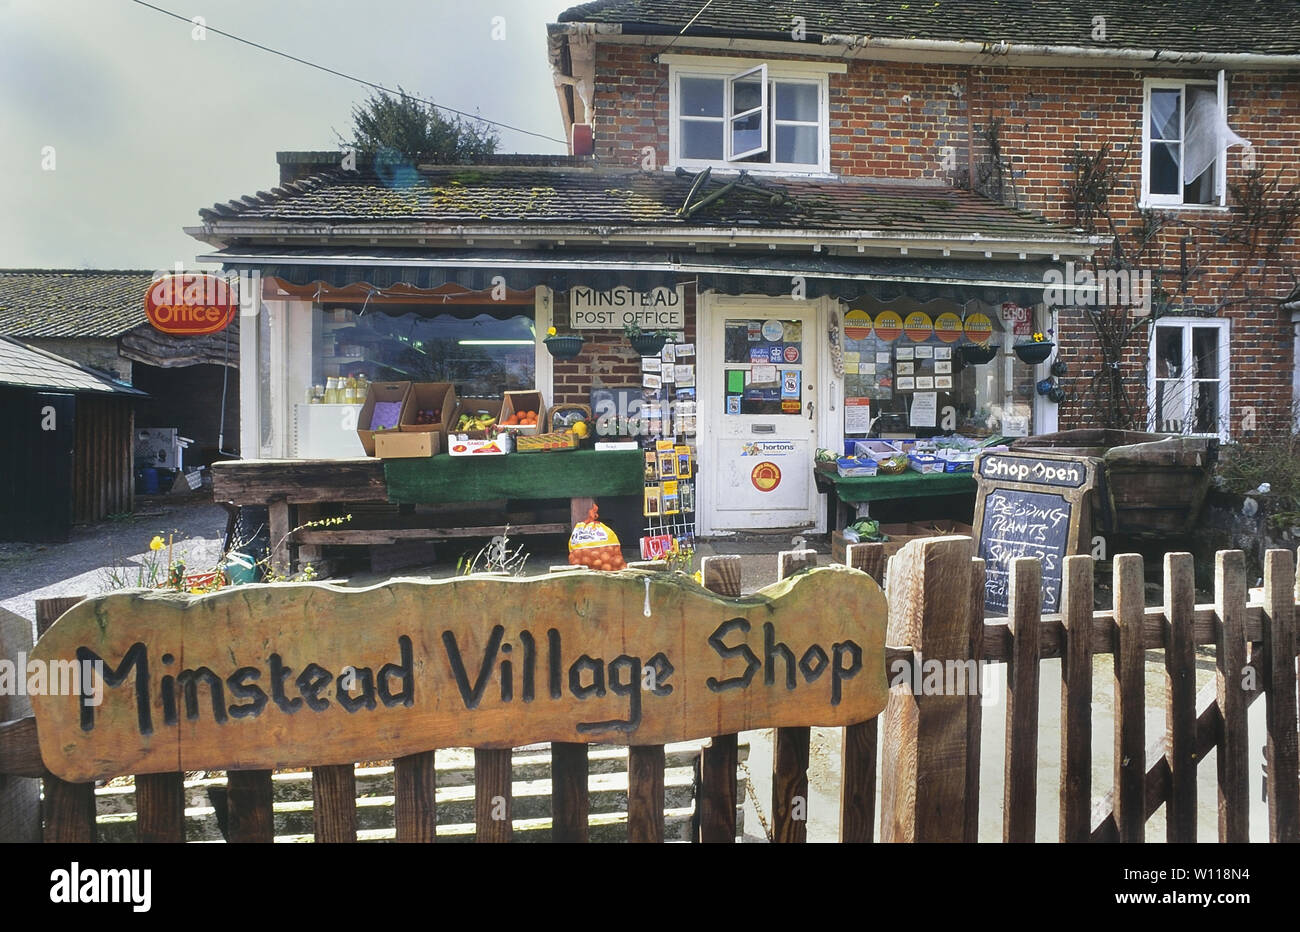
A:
[[0, 492, 229, 642]]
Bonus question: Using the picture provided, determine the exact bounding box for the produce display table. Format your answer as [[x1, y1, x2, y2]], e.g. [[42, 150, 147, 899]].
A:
[[211, 450, 643, 572], [814, 467, 977, 529], [383, 449, 643, 504]]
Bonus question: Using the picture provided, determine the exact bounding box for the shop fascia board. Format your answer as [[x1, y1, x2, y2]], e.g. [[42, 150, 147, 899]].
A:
[[552, 23, 1300, 71], [184, 224, 1104, 260], [199, 249, 1100, 293]]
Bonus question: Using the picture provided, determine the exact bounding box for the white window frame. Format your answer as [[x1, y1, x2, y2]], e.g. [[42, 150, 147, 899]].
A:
[[1146, 317, 1231, 441], [1141, 77, 1229, 209], [667, 57, 836, 176]]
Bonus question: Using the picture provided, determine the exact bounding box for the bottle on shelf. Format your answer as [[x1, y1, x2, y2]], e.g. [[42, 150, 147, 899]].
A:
[[324, 377, 340, 404]]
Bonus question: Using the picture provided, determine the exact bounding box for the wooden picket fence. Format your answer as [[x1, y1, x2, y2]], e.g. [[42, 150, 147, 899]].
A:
[[1, 537, 1297, 842]]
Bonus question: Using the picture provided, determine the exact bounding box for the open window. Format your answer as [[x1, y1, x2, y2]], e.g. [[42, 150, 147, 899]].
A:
[[726, 64, 768, 160], [1143, 76, 1247, 207], [670, 58, 830, 173]]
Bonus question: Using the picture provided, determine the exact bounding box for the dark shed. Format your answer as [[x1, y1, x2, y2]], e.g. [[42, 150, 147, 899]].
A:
[[0, 336, 145, 541]]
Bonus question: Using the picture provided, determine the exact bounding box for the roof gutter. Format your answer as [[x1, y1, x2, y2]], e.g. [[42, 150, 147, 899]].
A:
[[825, 33, 1300, 69], [547, 22, 1300, 69]]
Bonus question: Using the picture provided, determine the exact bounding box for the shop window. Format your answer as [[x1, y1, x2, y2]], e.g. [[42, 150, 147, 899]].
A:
[[672, 62, 827, 173], [312, 304, 535, 398], [1143, 79, 1242, 207], [1147, 318, 1230, 440], [839, 300, 1039, 439]]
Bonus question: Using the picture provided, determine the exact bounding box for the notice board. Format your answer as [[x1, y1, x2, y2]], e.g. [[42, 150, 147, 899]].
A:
[[973, 451, 1098, 616]]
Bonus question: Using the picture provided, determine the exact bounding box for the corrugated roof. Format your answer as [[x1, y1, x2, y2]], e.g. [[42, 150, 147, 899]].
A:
[[0, 269, 154, 339], [0, 336, 145, 395], [198, 165, 1086, 243], [556, 0, 1300, 57]]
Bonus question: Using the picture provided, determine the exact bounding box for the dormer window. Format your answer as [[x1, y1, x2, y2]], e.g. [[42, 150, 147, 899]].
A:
[[668, 56, 837, 175]]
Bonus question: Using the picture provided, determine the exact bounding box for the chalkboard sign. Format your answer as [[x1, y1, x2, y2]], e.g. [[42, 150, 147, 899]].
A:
[[973, 451, 1098, 616]]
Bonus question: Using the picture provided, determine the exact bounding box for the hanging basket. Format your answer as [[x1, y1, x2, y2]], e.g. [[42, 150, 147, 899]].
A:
[[544, 335, 586, 360], [628, 333, 668, 357], [1013, 341, 1054, 364], [959, 342, 998, 365]]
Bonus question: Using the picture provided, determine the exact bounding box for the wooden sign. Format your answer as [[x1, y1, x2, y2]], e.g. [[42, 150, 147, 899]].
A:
[[973, 450, 1097, 616], [29, 568, 886, 782], [144, 273, 238, 335]]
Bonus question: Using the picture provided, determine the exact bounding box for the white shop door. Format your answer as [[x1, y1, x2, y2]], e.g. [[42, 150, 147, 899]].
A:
[[707, 306, 819, 530]]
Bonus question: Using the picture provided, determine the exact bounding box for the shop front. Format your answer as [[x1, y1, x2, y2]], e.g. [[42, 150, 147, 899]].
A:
[[194, 155, 1097, 566]]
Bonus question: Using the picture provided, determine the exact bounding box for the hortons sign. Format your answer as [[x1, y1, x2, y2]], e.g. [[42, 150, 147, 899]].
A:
[[29, 569, 887, 782], [144, 273, 238, 335]]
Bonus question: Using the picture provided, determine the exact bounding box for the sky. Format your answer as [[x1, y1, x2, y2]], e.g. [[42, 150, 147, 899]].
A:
[[0, 0, 575, 270]]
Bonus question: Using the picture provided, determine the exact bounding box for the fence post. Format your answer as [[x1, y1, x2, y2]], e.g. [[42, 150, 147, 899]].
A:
[[697, 555, 742, 843], [35, 596, 96, 844], [1262, 549, 1299, 843], [1214, 550, 1250, 843], [839, 542, 884, 843], [0, 609, 39, 842], [879, 536, 976, 843], [770, 549, 817, 843]]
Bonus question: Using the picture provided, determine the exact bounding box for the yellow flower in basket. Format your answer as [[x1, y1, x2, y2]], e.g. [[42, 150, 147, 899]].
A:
[[546, 326, 557, 337]]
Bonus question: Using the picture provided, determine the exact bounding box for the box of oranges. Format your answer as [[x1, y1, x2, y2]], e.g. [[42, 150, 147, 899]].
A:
[[500, 390, 543, 434]]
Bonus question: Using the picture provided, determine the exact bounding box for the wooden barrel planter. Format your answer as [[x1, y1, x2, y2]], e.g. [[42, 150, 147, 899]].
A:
[[1011, 429, 1215, 537]]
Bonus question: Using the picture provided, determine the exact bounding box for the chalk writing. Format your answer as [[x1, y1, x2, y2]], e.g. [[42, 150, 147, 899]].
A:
[[978, 489, 1071, 614]]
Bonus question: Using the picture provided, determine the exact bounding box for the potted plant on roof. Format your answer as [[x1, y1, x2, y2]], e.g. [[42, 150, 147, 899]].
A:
[[1013, 331, 1055, 365], [543, 326, 586, 359], [624, 322, 671, 357]]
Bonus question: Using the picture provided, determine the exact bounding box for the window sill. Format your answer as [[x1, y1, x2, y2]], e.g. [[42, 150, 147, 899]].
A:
[[669, 162, 834, 180], [1138, 201, 1230, 213]]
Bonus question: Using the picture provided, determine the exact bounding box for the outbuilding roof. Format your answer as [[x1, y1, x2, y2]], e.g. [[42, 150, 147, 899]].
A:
[[556, 0, 1300, 57], [0, 270, 154, 339], [0, 336, 145, 395]]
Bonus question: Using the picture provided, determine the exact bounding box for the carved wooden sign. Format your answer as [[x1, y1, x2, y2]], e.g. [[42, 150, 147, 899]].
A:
[[30, 568, 886, 782], [973, 450, 1098, 616]]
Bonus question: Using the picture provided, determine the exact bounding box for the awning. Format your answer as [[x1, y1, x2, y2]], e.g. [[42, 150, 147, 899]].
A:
[[203, 246, 1061, 305]]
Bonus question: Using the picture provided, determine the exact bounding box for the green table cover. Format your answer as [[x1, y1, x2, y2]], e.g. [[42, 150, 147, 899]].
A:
[[816, 469, 976, 504], [384, 449, 644, 504]]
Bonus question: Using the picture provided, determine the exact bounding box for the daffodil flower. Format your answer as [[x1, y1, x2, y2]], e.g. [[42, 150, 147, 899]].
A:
[[149, 536, 165, 551], [546, 326, 558, 337]]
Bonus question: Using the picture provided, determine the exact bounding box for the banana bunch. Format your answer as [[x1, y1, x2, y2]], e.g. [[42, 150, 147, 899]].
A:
[[455, 413, 497, 431]]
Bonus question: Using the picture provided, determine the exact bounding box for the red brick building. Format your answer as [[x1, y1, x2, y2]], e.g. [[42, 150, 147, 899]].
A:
[[193, 1, 1300, 537]]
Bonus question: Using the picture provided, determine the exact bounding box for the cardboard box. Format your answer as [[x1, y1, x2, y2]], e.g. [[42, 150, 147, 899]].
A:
[[853, 440, 901, 458], [452, 398, 504, 439], [375, 430, 436, 459], [399, 382, 457, 451], [836, 456, 878, 478], [500, 390, 544, 435], [357, 381, 412, 457], [907, 453, 944, 474], [447, 436, 510, 456]]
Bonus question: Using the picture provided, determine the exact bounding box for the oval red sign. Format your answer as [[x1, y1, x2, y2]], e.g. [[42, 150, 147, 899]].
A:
[[145, 274, 238, 335]]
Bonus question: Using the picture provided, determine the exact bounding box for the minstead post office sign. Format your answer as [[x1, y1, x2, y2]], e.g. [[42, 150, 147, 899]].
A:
[[570, 285, 685, 330]]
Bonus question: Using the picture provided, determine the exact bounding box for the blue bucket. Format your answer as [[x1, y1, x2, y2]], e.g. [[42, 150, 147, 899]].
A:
[[140, 467, 160, 494]]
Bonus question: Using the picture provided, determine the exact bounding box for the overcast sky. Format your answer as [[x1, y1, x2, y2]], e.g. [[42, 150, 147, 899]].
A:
[[0, 0, 575, 270]]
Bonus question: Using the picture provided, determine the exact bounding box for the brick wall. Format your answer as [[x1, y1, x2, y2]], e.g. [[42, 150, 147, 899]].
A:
[[589, 45, 1300, 435]]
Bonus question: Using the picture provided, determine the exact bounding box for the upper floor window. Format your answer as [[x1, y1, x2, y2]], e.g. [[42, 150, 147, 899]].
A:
[[1143, 78, 1244, 208], [669, 58, 835, 175]]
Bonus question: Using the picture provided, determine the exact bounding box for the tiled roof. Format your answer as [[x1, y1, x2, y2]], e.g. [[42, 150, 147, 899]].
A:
[[0, 336, 144, 395], [556, 0, 1300, 56], [198, 165, 1085, 243], [0, 270, 153, 339]]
